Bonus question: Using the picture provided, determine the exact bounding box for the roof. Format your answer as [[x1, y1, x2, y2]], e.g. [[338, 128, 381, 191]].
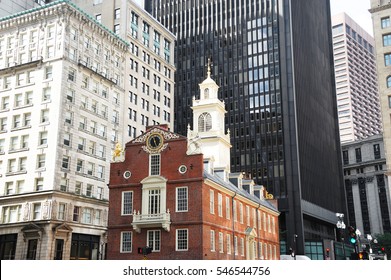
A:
[[203, 171, 279, 213], [0, 0, 129, 47]]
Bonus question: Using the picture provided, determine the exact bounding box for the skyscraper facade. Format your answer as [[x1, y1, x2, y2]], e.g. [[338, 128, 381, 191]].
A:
[[370, 1, 391, 230], [332, 13, 382, 144], [146, 0, 346, 255]]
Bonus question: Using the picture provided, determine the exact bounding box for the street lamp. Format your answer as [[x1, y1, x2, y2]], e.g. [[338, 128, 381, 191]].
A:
[[336, 213, 346, 259], [366, 234, 377, 254]]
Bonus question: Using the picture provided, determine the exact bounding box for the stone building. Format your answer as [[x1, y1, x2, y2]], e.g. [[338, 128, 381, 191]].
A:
[[0, 0, 127, 259], [342, 134, 391, 235]]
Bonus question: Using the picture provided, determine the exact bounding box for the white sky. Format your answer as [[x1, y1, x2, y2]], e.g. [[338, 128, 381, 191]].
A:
[[330, 0, 373, 35]]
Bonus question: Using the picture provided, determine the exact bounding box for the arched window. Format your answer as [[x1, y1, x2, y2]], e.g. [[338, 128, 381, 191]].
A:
[[204, 88, 209, 99], [387, 76, 391, 88], [198, 112, 212, 132]]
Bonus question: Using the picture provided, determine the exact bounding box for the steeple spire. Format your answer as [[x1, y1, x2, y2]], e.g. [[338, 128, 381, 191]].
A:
[[207, 57, 211, 79]]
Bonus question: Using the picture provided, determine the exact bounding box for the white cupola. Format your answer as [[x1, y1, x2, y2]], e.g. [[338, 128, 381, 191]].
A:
[[187, 58, 231, 176]]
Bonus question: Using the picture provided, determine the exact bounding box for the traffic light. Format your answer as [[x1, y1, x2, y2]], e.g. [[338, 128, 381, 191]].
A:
[[358, 252, 363, 259], [347, 226, 357, 244], [137, 246, 153, 255], [325, 248, 330, 259]]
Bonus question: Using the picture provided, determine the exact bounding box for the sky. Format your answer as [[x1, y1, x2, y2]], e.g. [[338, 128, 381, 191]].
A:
[[330, 0, 373, 35]]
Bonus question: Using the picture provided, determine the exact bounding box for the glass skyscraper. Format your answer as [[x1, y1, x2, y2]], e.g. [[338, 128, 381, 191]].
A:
[[146, 0, 345, 256]]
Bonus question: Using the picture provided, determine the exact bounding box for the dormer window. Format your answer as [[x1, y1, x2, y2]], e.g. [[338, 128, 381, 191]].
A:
[[198, 112, 212, 132]]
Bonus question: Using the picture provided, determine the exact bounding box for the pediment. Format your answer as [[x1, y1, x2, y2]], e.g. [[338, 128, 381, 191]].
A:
[[245, 227, 257, 237], [21, 223, 43, 233], [141, 175, 167, 185], [53, 223, 73, 233]]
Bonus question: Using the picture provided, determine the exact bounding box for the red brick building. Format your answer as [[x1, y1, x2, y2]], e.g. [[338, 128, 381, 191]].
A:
[[107, 68, 279, 260]]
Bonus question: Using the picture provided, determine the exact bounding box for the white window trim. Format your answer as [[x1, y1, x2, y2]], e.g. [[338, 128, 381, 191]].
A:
[[176, 186, 188, 212], [120, 231, 132, 253], [121, 191, 133, 215], [176, 229, 188, 251]]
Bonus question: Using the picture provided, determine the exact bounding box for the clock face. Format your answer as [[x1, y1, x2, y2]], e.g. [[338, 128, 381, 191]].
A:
[[147, 133, 163, 150]]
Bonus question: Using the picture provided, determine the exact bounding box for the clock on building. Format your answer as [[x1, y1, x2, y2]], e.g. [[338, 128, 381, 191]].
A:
[[146, 133, 163, 150]]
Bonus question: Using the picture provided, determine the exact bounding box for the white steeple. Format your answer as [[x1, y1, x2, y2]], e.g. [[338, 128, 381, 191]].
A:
[[187, 59, 231, 177]]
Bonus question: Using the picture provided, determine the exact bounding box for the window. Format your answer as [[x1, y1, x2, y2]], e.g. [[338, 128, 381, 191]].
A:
[[82, 208, 92, 224], [209, 190, 215, 214], [33, 203, 41, 220], [385, 53, 391, 66], [62, 156, 70, 169], [2, 205, 22, 223], [39, 131, 48, 146], [8, 159, 16, 173], [374, 144, 381, 159], [122, 191, 133, 215], [95, 210, 101, 225], [355, 148, 362, 163], [148, 189, 161, 214], [147, 230, 161, 252], [176, 187, 188, 212], [383, 34, 391, 46], [218, 232, 224, 253], [73, 206, 80, 222], [239, 202, 243, 224], [75, 182, 82, 195], [150, 154, 160, 175], [114, 8, 120, 19], [210, 230, 215, 251], [227, 234, 231, 254], [86, 184, 93, 197], [218, 193, 223, 217], [387, 76, 391, 88], [97, 187, 103, 200], [45, 66, 52, 79], [58, 203, 66, 220], [26, 239, 38, 260], [35, 178, 43, 191], [176, 229, 188, 251], [121, 232, 132, 253], [234, 236, 238, 255], [37, 154, 45, 169], [198, 112, 212, 132], [342, 150, 349, 165], [382, 17, 391, 29], [240, 237, 245, 256]]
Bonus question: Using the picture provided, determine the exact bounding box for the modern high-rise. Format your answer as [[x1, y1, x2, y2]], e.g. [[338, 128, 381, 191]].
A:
[[332, 13, 382, 144], [145, 0, 346, 256], [370, 1, 391, 224]]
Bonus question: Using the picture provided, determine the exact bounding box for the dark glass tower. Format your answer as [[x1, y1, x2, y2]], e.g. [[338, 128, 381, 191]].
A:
[[146, 0, 346, 255]]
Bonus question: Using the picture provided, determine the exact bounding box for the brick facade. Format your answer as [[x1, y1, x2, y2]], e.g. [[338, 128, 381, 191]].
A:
[[107, 125, 279, 260]]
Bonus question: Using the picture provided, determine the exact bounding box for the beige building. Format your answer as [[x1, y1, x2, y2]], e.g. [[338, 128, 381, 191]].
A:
[[332, 13, 382, 144], [0, 0, 175, 260], [70, 0, 176, 139], [0, 1, 125, 260], [370, 1, 391, 202]]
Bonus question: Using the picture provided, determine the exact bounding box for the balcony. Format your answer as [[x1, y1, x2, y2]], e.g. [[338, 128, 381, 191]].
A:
[[131, 210, 171, 233]]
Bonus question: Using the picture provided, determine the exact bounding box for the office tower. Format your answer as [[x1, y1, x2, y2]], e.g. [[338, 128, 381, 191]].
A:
[[146, 0, 346, 256], [370, 1, 391, 232], [332, 13, 382, 144], [341, 134, 391, 235], [69, 0, 176, 139], [107, 72, 280, 260], [0, 0, 129, 260]]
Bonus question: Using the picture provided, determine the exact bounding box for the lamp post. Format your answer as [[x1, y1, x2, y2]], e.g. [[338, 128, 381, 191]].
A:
[[336, 213, 346, 259]]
